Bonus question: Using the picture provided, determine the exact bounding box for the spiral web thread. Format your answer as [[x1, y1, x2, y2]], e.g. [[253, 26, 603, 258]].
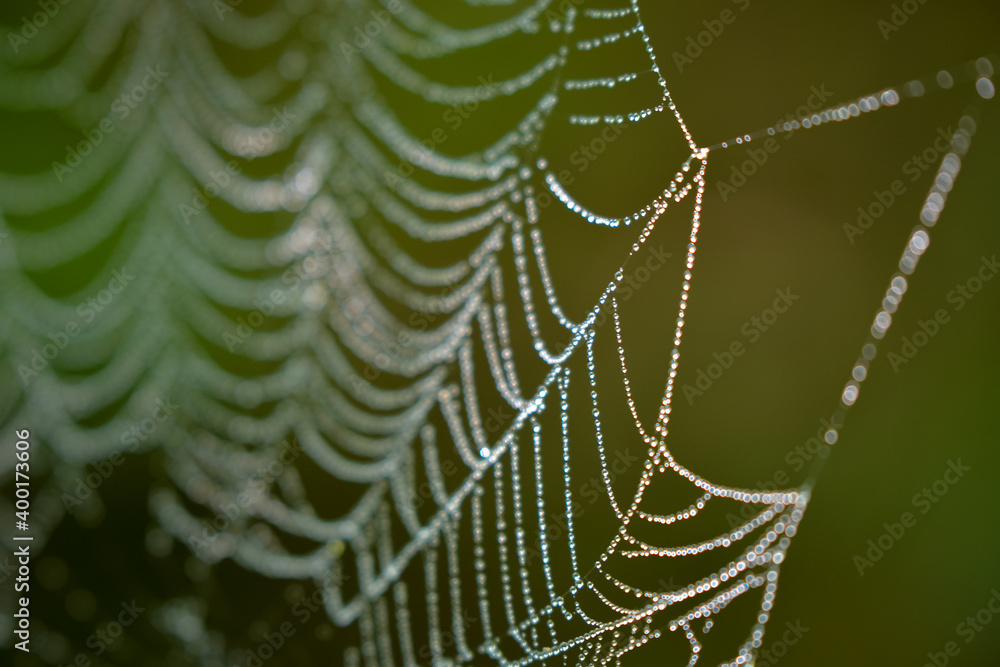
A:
[[0, 0, 993, 665]]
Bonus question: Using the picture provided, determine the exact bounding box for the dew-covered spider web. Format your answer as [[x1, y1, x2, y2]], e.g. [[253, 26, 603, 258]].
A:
[[0, 0, 995, 665]]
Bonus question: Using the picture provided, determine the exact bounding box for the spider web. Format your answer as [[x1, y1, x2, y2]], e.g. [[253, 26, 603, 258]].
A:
[[0, 0, 993, 665]]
